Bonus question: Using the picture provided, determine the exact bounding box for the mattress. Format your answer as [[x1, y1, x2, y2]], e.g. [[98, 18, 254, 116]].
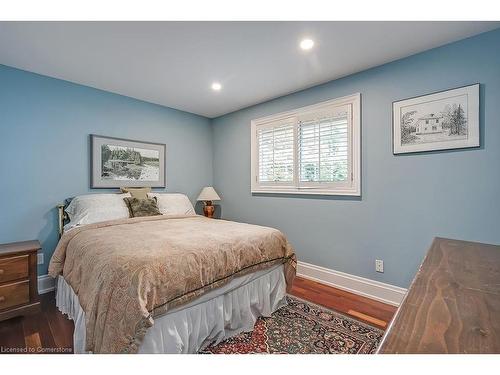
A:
[[56, 264, 287, 353]]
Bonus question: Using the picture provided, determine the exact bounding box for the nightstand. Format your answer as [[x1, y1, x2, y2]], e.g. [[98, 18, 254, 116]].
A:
[[0, 240, 41, 322]]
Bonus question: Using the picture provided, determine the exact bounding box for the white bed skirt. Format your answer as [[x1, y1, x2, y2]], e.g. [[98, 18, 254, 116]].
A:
[[55, 265, 287, 353]]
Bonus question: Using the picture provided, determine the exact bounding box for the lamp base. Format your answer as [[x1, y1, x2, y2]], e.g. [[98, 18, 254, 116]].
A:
[[203, 201, 215, 218]]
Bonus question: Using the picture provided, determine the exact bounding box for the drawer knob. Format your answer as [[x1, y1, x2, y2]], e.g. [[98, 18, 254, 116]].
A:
[[0, 269, 4, 275], [0, 296, 5, 303]]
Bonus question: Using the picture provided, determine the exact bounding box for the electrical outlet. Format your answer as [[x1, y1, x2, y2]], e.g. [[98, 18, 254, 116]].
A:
[[37, 253, 44, 265], [375, 259, 384, 273]]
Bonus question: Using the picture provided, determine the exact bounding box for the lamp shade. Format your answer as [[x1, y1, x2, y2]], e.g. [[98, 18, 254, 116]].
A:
[[197, 186, 221, 201]]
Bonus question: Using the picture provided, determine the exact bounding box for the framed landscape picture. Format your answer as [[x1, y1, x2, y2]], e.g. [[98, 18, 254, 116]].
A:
[[90, 134, 166, 188], [393, 83, 479, 154]]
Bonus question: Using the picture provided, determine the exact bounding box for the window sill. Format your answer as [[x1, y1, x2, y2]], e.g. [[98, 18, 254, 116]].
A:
[[251, 188, 361, 197]]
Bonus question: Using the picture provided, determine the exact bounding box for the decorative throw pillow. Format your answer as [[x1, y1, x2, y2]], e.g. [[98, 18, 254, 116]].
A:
[[120, 187, 152, 199], [124, 197, 161, 217]]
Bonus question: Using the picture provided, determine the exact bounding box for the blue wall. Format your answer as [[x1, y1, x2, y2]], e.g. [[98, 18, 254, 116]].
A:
[[212, 29, 500, 287], [2, 29, 500, 286], [0, 65, 213, 275]]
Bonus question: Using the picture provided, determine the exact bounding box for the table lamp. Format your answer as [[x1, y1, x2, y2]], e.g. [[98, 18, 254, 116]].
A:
[[197, 186, 221, 218]]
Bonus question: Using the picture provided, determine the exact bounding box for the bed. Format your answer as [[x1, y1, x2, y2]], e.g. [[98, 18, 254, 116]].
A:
[[49, 195, 296, 354]]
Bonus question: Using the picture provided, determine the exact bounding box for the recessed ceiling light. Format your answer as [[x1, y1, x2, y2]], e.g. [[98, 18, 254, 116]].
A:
[[300, 38, 314, 50], [211, 82, 222, 91]]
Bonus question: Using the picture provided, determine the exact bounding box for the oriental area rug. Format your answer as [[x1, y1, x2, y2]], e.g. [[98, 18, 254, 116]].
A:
[[200, 296, 384, 354]]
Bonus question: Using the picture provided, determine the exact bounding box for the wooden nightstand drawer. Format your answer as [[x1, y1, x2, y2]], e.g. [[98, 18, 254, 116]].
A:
[[0, 280, 30, 311], [0, 240, 40, 321], [0, 255, 29, 283]]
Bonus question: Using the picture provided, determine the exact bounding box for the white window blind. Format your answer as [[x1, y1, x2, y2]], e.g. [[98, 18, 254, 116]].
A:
[[257, 122, 294, 183], [251, 94, 360, 196], [298, 110, 349, 184]]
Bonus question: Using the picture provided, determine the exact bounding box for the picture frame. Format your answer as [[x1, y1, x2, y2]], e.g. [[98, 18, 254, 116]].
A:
[[90, 134, 166, 188], [392, 83, 480, 154]]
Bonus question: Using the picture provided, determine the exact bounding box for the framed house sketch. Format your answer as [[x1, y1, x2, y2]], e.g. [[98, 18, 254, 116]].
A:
[[393, 84, 479, 154]]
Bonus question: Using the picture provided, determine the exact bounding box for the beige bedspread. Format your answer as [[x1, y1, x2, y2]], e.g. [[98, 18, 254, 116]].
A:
[[48, 215, 296, 353]]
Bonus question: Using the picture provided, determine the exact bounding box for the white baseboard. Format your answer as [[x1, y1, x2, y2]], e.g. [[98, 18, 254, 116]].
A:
[[296, 261, 407, 306], [38, 274, 55, 294]]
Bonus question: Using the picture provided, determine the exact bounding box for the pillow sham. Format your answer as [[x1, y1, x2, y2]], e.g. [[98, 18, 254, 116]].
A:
[[147, 193, 196, 216], [123, 197, 161, 217], [65, 193, 131, 230], [120, 187, 151, 199]]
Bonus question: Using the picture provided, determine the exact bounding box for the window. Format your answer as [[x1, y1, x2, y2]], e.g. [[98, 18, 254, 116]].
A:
[[251, 94, 361, 196]]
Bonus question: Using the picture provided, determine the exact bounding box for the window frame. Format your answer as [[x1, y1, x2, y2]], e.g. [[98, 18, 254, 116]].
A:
[[250, 93, 361, 196]]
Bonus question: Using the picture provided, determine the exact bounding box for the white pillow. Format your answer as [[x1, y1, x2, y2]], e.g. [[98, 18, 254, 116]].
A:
[[147, 193, 196, 216], [65, 193, 131, 230]]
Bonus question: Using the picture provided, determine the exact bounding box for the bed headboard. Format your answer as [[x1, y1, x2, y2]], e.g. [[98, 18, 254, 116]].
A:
[[57, 198, 73, 238]]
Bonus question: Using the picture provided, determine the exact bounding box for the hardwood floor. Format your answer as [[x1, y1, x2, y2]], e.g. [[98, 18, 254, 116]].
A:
[[0, 291, 73, 354], [290, 277, 396, 329], [0, 276, 396, 353]]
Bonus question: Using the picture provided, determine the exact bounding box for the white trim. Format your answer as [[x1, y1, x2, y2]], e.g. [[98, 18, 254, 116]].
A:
[[251, 93, 361, 196], [252, 93, 361, 125], [296, 261, 407, 306], [38, 274, 55, 294]]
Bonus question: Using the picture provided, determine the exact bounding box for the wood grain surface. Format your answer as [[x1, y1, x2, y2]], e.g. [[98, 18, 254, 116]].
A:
[[0, 241, 40, 256], [0, 255, 29, 284], [378, 237, 500, 354], [0, 280, 30, 311]]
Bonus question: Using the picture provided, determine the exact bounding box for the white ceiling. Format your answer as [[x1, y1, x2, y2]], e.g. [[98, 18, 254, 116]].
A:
[[0, 22, 498, 118]]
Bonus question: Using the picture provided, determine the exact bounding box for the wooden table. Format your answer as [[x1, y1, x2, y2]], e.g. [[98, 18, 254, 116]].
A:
[[378, 237, 500, 353]]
